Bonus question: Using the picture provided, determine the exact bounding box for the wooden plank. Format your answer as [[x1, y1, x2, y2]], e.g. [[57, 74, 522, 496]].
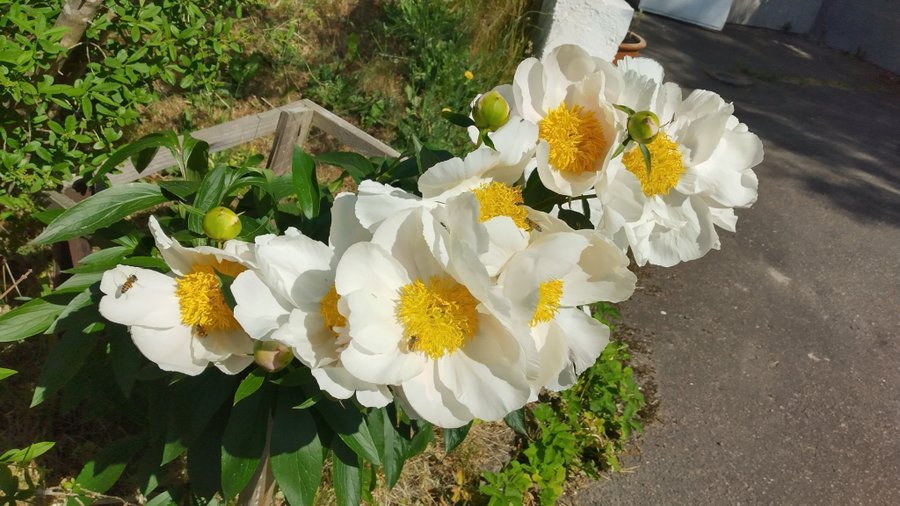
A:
[[106, 100, 312, 185], [300, 99, 401, 158], [266, 108, 315, 175]]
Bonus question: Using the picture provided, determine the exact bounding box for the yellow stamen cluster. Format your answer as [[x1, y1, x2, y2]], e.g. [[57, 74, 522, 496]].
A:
[[531, 279, 564, 327], [539, 103, 608, 175], [396, 276, 480, 359], [470, 182, 530, 230], [175, 270, 240, 333], [319, 285, 347, 337], [622, 133, 685, 196]]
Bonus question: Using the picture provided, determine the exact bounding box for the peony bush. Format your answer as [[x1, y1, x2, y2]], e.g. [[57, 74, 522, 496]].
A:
[[1, 45, 762, 503]]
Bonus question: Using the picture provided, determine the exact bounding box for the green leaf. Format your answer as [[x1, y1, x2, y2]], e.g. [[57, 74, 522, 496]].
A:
[[54, 272, 103, 293], [292, 147, 320, 220], [158, 180, 200, 201], [369, 408, 406, 489], [639, 142, 652, 174], [0, 298, 65, 343], [109, 325, 143, 397], [557, 209, 594, 230], [216, 271, 237, 311], [315, 398, 381, 465], [522, 168, 566, 212], [315, 152, 374, 182], [162, 370, 239, 465], [188, 166, 232, 234], [186, 406, 227, 500], [31, 331, 101, 407], [440, 110, 475, 128], [613, 104, 636, 116], [0, 442, 55, 464], [75, 437, 143, 493], [234, 368, 266, 406], [65, 245, 133, 273], [405, 421, 433, 459], [32, 183, 168, 245], [220, 381, 269, 500], [0, 368, 17, 381], [183, 135, 210, 181], [331, 438, 361, 506], [503, 408, 527, 436], [271, 388, 324, 506], [442, 421, 472, 454], [89, 131, 178, 184]]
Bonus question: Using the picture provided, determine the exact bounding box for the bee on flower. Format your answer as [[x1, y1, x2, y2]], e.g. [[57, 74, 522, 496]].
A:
[[99, 216, 255, 375]]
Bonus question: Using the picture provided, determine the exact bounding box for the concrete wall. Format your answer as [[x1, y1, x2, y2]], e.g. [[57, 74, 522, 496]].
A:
[[727, 0, 822, 33], [811, 0, 900, 75], [538, 0, 634, 61]]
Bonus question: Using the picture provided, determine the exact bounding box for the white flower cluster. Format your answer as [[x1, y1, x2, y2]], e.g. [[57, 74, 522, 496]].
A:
[[98, 45, 762, 428]]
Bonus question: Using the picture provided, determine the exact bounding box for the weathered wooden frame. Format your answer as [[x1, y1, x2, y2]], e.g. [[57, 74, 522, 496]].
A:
[[47, 99, 399, 274]]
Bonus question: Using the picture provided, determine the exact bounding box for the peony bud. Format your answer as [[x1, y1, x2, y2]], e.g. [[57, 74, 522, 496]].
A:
[[472, 90, 510, 131], [627, 110, 661, 144], [202, 206, 242, 241], [253, 340, 294, 372]]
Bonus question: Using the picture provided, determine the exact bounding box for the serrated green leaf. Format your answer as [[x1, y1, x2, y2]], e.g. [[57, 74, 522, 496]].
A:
[[271, 388, 323, 506], [0, 298, 65, 343], [292, 147, 320, 220], [32, 183, 168, 245]]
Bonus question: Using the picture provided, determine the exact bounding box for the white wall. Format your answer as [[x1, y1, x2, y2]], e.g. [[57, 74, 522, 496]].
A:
[[727, 0, 823, 33]]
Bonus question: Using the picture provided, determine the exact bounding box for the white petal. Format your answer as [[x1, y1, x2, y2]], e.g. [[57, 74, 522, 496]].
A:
[[355, 180, 425, 230], [329, 193, 372, 257], [342, 290, 404, 354], [130, 325, 207, 375], [560, 230, 636, 306], [232, 270, 291, 340], [355, 385, 393, 408], [555, 308, 610, 376], [256, 233, 333, 306], [535, 140, 600, 197], [335, 242, 409, 299], [273, 308, 338, 368], [99, 266, 181, 329], [340, 340, 425, 384], [400, 365, 473, 428], [437, 316, 530, 421], [214, 354, 254, 375]]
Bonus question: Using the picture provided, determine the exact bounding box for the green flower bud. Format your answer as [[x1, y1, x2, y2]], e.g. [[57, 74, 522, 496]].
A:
[[472, 90, 510, 131], [627, 110, 661, 144], [253, 340, 294, 372], [202, 206, 242, 241]]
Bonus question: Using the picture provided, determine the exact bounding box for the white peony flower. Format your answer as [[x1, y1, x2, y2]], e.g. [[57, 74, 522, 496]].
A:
[[595, 57, 763, 267], [498, 228, 636, 391], [335, 207, 531, 428], [230, 194, 392, 407], [506, 44, 624, 196], [98, 216, 254, 376]]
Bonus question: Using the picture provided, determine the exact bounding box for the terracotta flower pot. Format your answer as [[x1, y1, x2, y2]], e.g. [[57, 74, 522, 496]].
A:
[[614, 31, 646, 63]]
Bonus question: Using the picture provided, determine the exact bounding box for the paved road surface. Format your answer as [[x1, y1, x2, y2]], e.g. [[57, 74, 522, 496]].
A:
[[577, 14, 900, 506]]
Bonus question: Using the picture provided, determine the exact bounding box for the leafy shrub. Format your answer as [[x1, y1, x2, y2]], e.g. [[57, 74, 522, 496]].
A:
[[0, 0, 250, 219], [480, 304, 646, 504]]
